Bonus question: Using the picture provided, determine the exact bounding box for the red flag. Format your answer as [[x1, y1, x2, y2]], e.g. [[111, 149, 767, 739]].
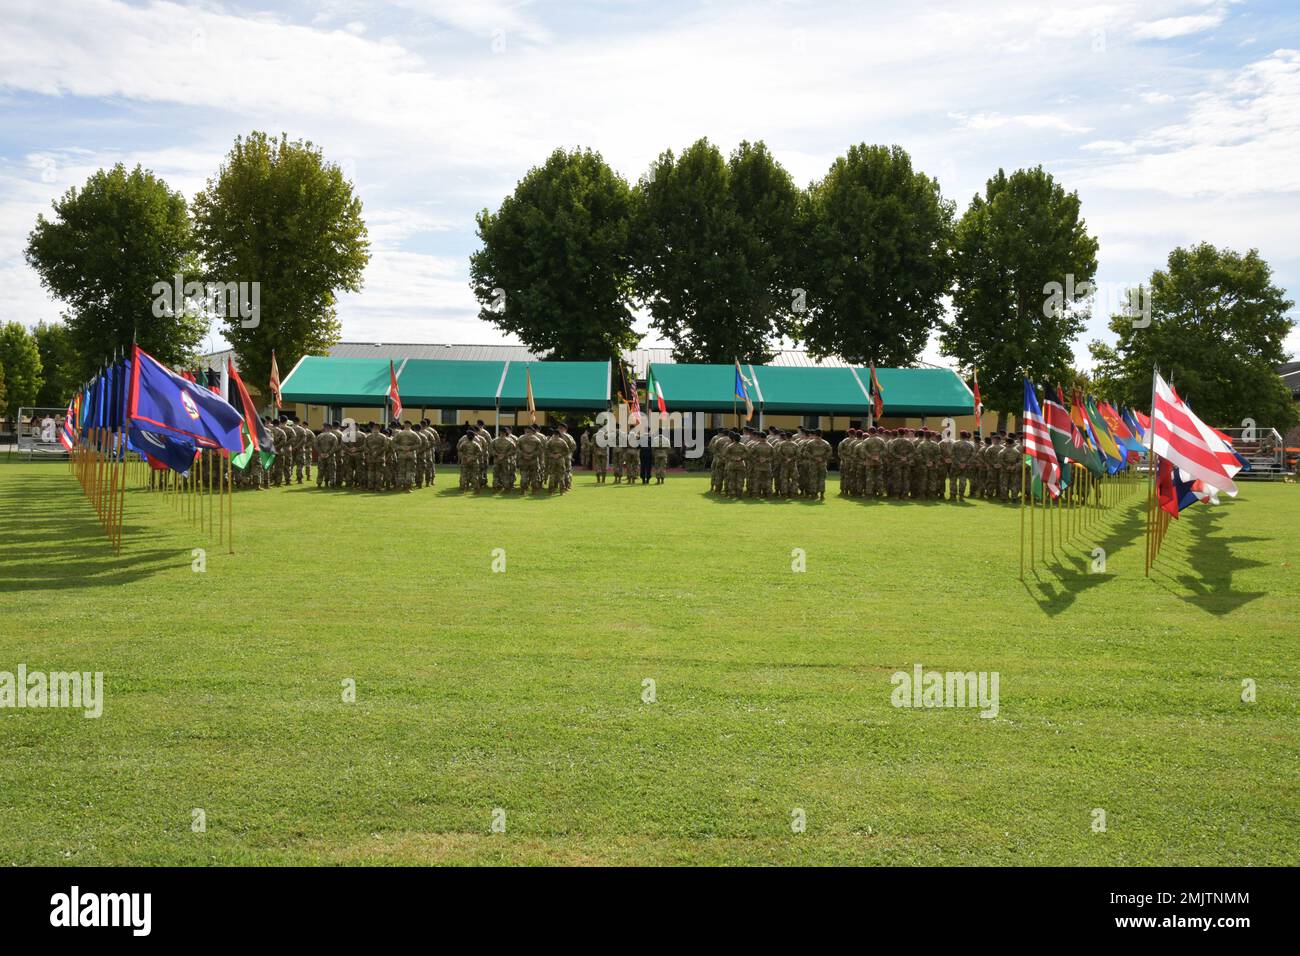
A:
[[268, 351, 282, 410], [869, 362, 884, 419], [228, 358, 262, 452], [972, 368, 982, 422], [1150, 373, 1236, 495], [388, 360, 403, 419], [1156, 458, 1179, 518]]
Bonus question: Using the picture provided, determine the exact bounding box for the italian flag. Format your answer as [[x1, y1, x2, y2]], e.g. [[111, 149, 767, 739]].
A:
[[647, 366, 667, 416]]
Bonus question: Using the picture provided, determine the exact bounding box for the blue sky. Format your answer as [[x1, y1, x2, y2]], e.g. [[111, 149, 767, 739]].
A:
[[2, 0, 1297, 365]]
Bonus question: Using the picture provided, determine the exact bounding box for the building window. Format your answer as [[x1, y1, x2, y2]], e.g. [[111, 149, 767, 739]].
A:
[[440, 408, 458, 426], [803, 414, 820, 429]]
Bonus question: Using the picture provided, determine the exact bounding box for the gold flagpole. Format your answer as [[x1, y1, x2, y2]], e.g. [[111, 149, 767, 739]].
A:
[[227, 452, 234, 554], [1019, 454, 1027, 580], [1028, 461, 1035, 573]]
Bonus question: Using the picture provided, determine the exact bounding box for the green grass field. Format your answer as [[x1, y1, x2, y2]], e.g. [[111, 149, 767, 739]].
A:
[[1, 457, 1296, 865]]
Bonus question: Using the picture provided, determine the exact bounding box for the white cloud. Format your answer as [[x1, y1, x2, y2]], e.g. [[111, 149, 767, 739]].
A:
[[1134, 13, 1226, 40]]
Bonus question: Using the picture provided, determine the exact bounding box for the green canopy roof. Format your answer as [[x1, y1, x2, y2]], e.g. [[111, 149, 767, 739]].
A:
[[279, 356, 390, 405], [647, 362, 974, 416], [280, 355, 611, 410], [862, 367, 974, 416]]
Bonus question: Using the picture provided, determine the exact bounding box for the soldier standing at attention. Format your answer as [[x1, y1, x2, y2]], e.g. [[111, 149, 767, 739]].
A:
[[580, 428, 592, 469], [493, 426, 519, 492], [983, 434, 1003, 499], [296, 419, 312, 484], [836, 430, 855, 496], [544, 426, 569, 494], [807, 428, 832, 501], [360, 422, 385, 491], [591, 427, 608, 483], [1002, 432, 1024, 501], [748, 430, 774, 497], [456, 428, 476, 491], [314, 421, 339, 488], [651, 436, 668, 484], [516, 424, 543, 492], [421, 420, 440, 487], [951, 430, 974, 500], [707, 431, 727, 493], [391, 420, 421, 492], [722, 430, 749, 498], [558, 423, 577, 490]]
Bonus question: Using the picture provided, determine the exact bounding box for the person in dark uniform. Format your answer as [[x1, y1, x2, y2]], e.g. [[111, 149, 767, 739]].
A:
[[639, 439, 653, 484]]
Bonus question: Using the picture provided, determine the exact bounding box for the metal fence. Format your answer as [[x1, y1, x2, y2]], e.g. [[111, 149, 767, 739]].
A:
[[11, 407, 69, 459]]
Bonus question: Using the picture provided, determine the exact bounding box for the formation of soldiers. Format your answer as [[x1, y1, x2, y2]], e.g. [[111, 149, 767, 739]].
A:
[[304, 419, 443, 492], [456, 422, 577, 494], [235, 415, 318, 489], [834, 426, 1026, 501], [707, 426, 834, 500]]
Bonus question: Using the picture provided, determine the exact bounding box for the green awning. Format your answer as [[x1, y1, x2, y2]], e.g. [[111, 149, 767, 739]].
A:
[[645, 364, 744, 413], [749, 366, 871, 414], [864, 367, 974, 416], [397, 359, 506, 408], [500, 361, 610, 410], [280, 355, 612, 410], [279, 356, 391, 405]]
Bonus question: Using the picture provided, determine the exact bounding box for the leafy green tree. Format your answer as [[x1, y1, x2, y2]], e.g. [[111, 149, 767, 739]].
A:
[[25, 164, 206, 378], [192, 132, 369, 390], [33, 320, 80, 408], [0, 362, 7, 418], [801, 144, 954, 366], [635, 139, 802, 362], [940, 166, 1098, 431], [1090, 244, 1296, 429], [471, 148, 638, 361], [0, 322, 43, 420]]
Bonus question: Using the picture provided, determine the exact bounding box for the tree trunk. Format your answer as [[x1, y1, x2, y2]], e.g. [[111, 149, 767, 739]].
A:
[[996, 410, 1008, 434]]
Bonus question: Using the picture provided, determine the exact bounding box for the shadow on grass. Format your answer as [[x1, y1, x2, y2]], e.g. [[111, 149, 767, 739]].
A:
[[1148, 506, 1268, 616], [1021, 499, 1147, 616], [0, 480, 182, 593]]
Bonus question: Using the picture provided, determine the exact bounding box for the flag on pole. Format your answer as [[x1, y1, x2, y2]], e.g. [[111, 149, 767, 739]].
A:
[[734, 360, 754, 421], [269, 351, 282, 410], [971, 368, 982, 426], [228, 357, 274, 468], [1149, 372, 1238, 496], [128, 345, 243, 452], [387, 360, 403, 419], [525, 364, 537, 424], [647, 365, 668, 416], [59, 399, 76, 450], [1084, 395, 1124, 472], [627, 365, 641, 425], [1022, 379, 1060, 496], [1044, 386, 1104, 476], [869, 362, 884, 420]]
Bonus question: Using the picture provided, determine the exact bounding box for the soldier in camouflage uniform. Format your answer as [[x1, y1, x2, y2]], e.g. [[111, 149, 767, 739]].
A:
[[557, 423, 576, 491], [951, 430, 975, 500], [721, 431, 748, 498], [492, 426, 519, 491], [359, 423, 385, 491], [456, 428, 477, 491], [295, 419, 312, 484], [837, 430, 859, 497], [806, 428, 832, 500], [885, 428, 908, 499], [1001, 432, 1024, 501], [314, 421, 339, 487], [981, 434, 1002, 499], [651, 437, 668, 483], [580, 428, 592, 469], [544, 426, 569, 493], [591, 426, 608, 483], [391, 420, 421, 492], [421, 420, 440, 487], [748, 431, 774, 497], [516, 424, 544, 492], [861, 426, 885, 497]]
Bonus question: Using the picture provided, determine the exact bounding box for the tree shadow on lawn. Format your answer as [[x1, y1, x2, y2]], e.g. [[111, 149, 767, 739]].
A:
[[1147, 506, 1268, 616], [1022, 500, 1147, 616], [0, 485, 183, 593]]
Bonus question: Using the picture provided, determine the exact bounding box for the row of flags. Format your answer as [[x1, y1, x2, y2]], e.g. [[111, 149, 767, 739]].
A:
[[1021, 373, 1246, 515], [64, 346, 261, 478]]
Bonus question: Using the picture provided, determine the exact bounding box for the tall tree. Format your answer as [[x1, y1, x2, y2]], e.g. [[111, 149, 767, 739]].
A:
[[634, 139, 802, 362], [940, 166, 1098, 430], [1091, 244, 1296, 429], [471, 147, 638, 360], [33, 320, 79, 408], [0, 322, 43, 420], [801, 144, 954, 366], [192, 132, 369, 390], [25, 164, 206, 378]]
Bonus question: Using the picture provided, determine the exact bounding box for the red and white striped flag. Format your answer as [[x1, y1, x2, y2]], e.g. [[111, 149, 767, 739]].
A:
[[1022, 379, 1059, 496], [1150, 373, 1237, 496]]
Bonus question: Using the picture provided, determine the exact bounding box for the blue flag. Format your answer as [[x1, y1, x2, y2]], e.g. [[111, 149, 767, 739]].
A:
[[128, 346, 243, 452], [128, 424, 197, 475]]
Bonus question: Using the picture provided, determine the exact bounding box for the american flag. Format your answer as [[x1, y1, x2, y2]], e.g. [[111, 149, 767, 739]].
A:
[[1022, 379, 1060, 496], [1151, 374, 1237, 496]]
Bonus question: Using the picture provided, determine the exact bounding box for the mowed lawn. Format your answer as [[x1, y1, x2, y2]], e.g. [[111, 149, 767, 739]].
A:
[[1, 457, 1296, 866]]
